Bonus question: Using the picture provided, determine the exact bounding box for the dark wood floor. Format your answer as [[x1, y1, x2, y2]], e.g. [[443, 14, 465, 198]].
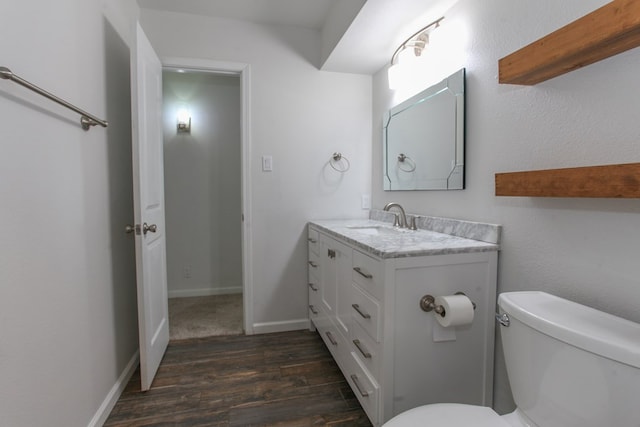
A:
[[105, 330, 372, 426]]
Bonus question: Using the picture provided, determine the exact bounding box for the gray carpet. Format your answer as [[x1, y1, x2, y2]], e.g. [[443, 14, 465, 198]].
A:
[[168, 294, 243, 340]]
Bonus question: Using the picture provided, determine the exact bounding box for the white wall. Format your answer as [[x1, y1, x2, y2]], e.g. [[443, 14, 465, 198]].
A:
[[163, 71, 243, 297], [0, 0, 140, 426], [372, 0, 640, 413], [140, 10, 373, 331]]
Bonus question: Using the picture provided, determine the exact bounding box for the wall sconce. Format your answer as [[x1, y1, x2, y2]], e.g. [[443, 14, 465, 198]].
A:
[[177, 108, 191, 134], [388, 17, 444, 90]]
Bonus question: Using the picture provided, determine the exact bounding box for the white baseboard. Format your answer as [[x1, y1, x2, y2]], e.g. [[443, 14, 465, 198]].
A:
[[87, 350, 139, 427], [168, 286, 242, 299], [251, 318, 310, 334]]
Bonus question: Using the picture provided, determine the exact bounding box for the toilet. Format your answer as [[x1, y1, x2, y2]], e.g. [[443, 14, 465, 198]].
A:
[[383, 291, 640, 427]]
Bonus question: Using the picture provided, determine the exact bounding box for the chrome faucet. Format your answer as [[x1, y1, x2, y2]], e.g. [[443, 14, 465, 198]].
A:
[[383, 202, 408, 228]]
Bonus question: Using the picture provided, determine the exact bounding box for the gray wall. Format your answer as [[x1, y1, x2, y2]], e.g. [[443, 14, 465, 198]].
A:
[[0, 0, 140, 425], [163, 71, 243, 297]]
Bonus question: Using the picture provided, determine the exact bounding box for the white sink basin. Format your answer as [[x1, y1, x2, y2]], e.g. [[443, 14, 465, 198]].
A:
[[346, 225, 411, 235]]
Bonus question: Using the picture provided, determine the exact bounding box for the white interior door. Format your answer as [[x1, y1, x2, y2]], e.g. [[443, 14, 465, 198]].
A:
[[130, 21, 169, 391]]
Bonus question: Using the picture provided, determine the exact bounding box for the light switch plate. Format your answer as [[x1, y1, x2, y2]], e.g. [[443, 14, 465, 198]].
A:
[[262, 155, 273, 172], [361, 194, 371, 209]]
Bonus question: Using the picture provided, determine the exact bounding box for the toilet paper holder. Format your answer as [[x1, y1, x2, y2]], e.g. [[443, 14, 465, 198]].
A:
[[420, 292, 476, 316]]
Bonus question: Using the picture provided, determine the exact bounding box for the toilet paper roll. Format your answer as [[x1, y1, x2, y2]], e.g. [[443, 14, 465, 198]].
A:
[[434, 294, 474, 327]]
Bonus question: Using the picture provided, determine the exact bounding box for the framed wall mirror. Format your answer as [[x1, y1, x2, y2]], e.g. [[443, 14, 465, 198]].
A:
[[383, 68, 465, 190]]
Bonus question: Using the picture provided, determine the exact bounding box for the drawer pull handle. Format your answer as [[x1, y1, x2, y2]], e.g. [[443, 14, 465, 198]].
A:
[[352, 339, 372, 358], [307, 237, 317, 243], [309, 305, 318, 315], [350, 374, 370, 397], [353, 267, 373, 279], [325, 331, 338, 346], [308, 283, 318, 292], [352, 304, 371, 319], [308, 261, 318, 268]]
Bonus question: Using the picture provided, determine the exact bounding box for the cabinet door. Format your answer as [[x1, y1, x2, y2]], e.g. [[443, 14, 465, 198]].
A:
[[319, 235, 352, 337], [320, 236, 338, 317]]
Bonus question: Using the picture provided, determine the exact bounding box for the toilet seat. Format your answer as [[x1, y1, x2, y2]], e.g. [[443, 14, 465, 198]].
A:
[[383, 403, 512, 427]]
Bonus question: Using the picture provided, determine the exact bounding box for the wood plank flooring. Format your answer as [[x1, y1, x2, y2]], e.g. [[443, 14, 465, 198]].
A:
[[105, 330, 372, 426]]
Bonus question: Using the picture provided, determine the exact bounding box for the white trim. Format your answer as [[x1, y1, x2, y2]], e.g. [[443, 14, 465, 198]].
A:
[[252, 318, 310, 335], [240, 66, 254, 335], [87, 351, 139, 427], [168, 286, 242, 298], [161, 57, 254, 335]]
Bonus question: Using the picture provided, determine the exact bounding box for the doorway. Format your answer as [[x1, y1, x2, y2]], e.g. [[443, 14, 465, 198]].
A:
[[160, 59, 253, 339]]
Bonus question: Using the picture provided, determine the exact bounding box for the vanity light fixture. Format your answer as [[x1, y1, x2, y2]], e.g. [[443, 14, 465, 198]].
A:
[[388, 16, 444, 90], [176, 107, 191, 134]]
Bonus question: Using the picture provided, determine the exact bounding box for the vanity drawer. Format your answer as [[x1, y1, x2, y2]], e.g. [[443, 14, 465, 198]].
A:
[[317, 317, 347, 368], [308, 301, 322, 324], [308, 250, 320, 279], [346, 351, 380, 425], [351, 283, 382, 342], [350, 319, 381, 381], [308, 227, 320, 256], [308, 279, 321, 310], [352, 250, 383, 300]]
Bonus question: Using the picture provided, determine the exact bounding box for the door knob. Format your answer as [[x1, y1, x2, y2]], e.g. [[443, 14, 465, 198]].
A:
[[142, 223, 157, 235], [125, 224, 136, 234]]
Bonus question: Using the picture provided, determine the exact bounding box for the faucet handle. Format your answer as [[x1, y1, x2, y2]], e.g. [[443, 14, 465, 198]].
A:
[[409, 216, 417, 230], [393, 213, 401, 227]]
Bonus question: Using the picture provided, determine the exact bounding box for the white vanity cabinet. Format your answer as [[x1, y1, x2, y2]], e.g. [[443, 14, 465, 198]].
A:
[[307, 227, 353, 368], [307, 221, 499, 427]]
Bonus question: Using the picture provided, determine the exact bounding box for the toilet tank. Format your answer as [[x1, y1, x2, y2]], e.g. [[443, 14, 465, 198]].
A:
[[498, 291, 640, 427]]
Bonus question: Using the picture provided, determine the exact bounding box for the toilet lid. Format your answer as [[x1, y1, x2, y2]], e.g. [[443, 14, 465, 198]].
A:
[[383, 403, 511, 427]]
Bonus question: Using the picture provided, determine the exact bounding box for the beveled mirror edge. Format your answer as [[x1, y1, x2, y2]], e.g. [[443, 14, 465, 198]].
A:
[[383, 67, 466, 191]]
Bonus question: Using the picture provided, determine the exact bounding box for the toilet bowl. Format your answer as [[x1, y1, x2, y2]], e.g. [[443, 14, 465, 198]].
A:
[[383, 291, 640, 427], [382, 403, 512, 427]]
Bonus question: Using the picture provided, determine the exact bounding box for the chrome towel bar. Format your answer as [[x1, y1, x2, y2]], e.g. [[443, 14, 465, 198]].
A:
[[0, 66, 108, 130]]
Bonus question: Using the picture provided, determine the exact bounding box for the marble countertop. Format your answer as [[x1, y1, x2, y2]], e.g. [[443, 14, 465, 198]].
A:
[[309, 219, 500, 259]]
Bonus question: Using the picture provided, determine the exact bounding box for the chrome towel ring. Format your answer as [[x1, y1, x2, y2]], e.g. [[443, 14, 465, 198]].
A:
[[397, 153, 416, 172], [330, 152, 350, 173]]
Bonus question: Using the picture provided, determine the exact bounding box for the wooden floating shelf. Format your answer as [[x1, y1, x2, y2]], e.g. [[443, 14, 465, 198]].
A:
[[499, 0, 640, 85], [495, 163, 640, 198]]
